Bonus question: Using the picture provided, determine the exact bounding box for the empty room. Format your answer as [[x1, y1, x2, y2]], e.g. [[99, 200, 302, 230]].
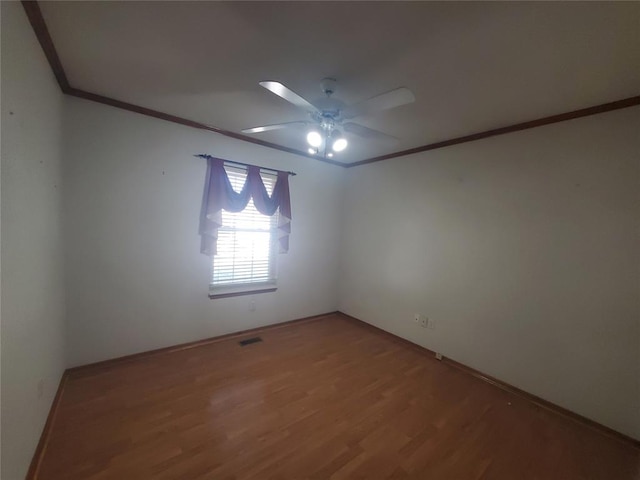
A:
[[1, 1, 639, 479]]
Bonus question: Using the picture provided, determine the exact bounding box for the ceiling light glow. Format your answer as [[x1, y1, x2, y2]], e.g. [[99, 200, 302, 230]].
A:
[[306, 131, 322, 147], [332, 137, 348, 152]]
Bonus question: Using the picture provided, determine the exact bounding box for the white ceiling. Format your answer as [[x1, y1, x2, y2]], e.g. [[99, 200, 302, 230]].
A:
[[40, 2, 640, 164]]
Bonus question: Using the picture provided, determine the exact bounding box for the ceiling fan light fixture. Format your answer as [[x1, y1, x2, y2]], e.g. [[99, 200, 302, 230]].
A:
[[306, 130, 322, 147], [332, 135, 348, 152], [246, 78, 413, 158]]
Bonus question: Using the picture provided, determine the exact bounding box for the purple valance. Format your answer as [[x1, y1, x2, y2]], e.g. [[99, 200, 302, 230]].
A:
[[199, 156, 292, 256]]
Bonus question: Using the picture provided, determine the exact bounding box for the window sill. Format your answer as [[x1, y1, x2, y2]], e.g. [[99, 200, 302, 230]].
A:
[[208, 283, 277, 299]]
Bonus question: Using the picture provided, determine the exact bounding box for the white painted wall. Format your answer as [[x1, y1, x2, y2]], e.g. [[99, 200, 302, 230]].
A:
[[3, 9, 638, 477], [338, 107, 640, 440], [63, 97, 343, 367], [1, 3, 67, 478]]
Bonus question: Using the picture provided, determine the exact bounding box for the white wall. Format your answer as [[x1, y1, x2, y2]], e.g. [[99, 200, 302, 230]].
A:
[[63, 97, 343, 367], [1, 3, 68, 478], [338, 106, 640, 439], [3, 9, 637, 475]]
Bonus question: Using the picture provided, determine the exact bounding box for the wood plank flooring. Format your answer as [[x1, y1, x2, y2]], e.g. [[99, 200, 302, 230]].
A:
[[38, 314, 639, 479]]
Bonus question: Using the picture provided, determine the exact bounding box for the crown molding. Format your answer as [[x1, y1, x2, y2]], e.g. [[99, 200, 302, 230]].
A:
[[20, 1, 344, 168], [22, 1, 640, 169], [65, 87, 345, 166], [346, 96, 640, 167]]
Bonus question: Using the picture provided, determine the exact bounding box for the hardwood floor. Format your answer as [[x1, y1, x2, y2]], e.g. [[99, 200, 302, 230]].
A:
[[38, 314, 639, 479]]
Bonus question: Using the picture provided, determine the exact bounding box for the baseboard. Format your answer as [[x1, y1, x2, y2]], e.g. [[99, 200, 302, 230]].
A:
[[337, 311, 640, 450], [26, 311, 337, 478], [25, 308, 638, 478], [67, 311, 338, 376], [25, 371, 69, 480]]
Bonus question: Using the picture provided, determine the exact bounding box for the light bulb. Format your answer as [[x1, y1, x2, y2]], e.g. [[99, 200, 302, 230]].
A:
[[332, 136, 348, 152], [306, 131, 322, 147], [327, 152, 334, 158], [308, 148, 316, 154]]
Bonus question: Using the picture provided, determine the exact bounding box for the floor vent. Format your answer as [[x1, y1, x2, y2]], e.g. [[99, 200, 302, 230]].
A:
[[239, 337, 263, 346]]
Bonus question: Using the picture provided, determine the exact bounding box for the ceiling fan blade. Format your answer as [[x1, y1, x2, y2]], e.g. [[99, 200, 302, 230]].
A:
[[343, 122, 398, 143], [242, 121, 308, 134], [259, 81, 320, 112], [342, 87, 415, 119]]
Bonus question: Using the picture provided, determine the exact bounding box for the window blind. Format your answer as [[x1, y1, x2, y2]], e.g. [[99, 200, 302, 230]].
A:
[[211, 168, 278, 287]]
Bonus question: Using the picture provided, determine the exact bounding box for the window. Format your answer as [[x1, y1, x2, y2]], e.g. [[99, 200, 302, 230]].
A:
[[210, 168, 278, 291]]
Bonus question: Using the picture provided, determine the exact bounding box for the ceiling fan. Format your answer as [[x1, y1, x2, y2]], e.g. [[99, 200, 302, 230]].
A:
[[242, 78, 415, 158]]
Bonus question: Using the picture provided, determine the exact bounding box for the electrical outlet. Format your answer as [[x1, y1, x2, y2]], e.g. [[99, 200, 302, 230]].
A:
[[427, 318, 435, 330], [420, 316, 428, 328], [435, 352, 443, 361], [249, 299, 256, 312], [414, 313, 420, 323]]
